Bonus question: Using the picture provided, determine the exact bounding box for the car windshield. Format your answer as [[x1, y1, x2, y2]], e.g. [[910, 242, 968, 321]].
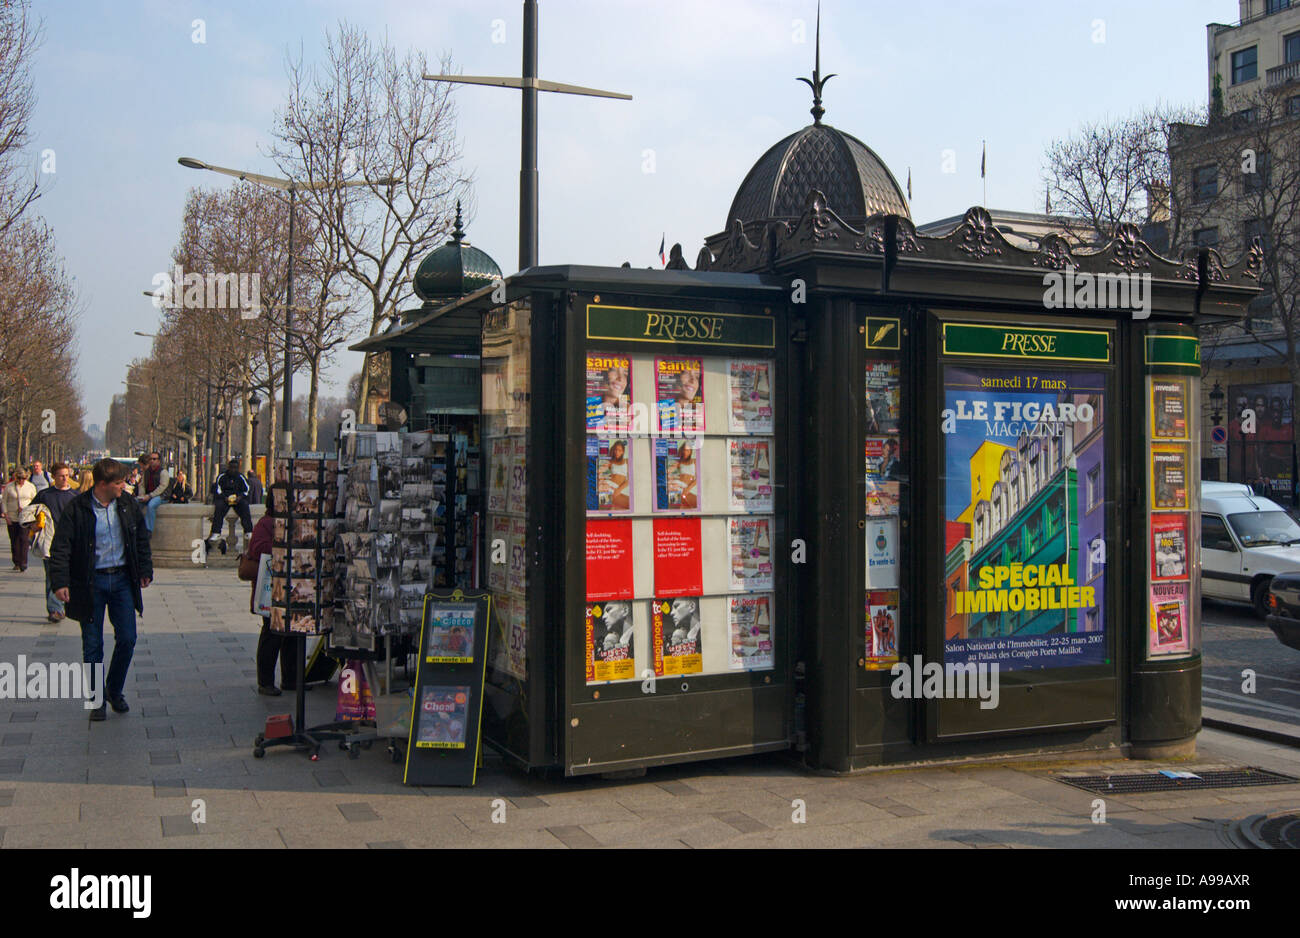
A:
[[1227, 511, 1300, 548]]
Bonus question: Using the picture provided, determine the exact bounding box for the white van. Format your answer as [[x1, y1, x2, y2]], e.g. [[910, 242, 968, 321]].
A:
[[1201, 482, 1300, 616]]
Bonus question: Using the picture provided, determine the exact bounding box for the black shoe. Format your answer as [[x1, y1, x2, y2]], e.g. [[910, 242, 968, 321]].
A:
[[89, 704, 107, 722], [257, 685, 282, 696], [108, 694, 129, 714], [218, 538, 227, 555]]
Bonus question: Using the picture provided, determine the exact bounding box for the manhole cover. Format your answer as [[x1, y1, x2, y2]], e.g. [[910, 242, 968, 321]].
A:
[[1232, 811, 1300, 849], [1056, 767, 1299, 794]]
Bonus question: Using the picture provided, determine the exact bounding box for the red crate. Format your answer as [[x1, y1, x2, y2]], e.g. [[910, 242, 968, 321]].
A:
[[264, 714, 293, 739]]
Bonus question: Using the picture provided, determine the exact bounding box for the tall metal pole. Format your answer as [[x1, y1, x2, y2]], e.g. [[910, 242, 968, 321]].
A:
[[282, 186, 296, 452], [520, 0, 538, 270], [204, 374, 213, 502]]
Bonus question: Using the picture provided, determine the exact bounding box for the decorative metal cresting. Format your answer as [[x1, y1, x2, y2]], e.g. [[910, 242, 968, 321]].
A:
[[797, 1, 835, 125]]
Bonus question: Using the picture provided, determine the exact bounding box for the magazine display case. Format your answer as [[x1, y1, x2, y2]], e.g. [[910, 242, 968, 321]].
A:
[[268, 454, 341, 636]]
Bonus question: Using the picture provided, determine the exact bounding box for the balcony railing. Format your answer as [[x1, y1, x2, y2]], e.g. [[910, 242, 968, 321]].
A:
[[1268, 60, 1300, 88]]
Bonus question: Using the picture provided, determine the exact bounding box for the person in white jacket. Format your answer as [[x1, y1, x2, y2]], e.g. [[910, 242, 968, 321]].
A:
[[2, 468, 38, 572]]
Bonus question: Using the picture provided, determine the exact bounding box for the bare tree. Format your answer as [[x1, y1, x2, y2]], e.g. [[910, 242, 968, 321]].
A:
[[1043, 104, 1208, 248], [270, 22, 471, 418], [0, 0, 41, 234]]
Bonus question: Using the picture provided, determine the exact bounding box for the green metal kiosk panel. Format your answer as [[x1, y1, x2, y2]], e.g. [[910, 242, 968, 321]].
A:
[[933, 676, 1117, 738], [1143, 334, 1200, 375], [852, 686, 914, 749], [567, 686, 791, 775]]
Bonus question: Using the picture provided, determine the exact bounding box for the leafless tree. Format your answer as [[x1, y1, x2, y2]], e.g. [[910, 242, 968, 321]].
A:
[[270, 22, 472, 417], [0, 0, 41, 234]]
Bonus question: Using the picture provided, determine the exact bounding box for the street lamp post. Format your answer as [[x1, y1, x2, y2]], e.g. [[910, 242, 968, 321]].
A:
[[178, 157, 395, 453]]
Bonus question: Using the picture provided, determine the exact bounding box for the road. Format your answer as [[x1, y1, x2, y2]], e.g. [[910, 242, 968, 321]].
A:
[[1201, 596, 1300, 729]]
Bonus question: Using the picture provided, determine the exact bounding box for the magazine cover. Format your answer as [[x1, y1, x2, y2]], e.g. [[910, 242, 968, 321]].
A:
[[586, 353, 633, 433], [1149, 581, 1190, 655], [505, 596, 527, 680], [864, 436, 901, 516], [424, 602, 476, 663], [654, 437, 702, 511], [728, 359, 773, 433], [865, 516, 899, 589], [729, 517, 774, 591], [585, 601, 635, 683], [728, 438, 773, 512], [1151, 378, 1188, 440], [586, 437, 633, 512], [865, 590, 900, 666], [729, 594, 773, 670], [508, 518, 528, 595], [488, 516, 510, 592], [488, 438, 509, 512], [865, 360, 901, 435], [413, 687, 471, 749], [508, 437, 527, 515], [942, 365, 1108, 670], [1151, 444, 1189, 510], [655, 356, 705, 433], [1150, 513, 1189, 581], [651, 597, 704, 676]]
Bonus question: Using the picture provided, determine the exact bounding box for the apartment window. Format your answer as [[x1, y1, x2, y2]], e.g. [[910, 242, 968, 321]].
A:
[[1232, 47, 1258, 84], [1289, 95, 1300, 116], [1192, 165, 1217, 202], [1272, 0, 1294, 15], [1244, 151, 1271, 193], [1086, 464, 1101, 510], [1194, 227, 1220, 248], [1287, 32, 1300, 64]]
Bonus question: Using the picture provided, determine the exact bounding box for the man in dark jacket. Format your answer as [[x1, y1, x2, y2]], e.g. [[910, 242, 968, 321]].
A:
[[207, 459, 252, 555], [33, 461, 78, 622], [49, 458, 153, 722]]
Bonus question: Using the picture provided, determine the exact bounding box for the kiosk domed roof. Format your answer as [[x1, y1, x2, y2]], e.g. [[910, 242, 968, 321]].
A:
[[413, 203, 502, 305]]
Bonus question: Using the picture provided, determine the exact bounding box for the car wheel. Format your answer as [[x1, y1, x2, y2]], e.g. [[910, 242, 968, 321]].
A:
[[1252, 577, 1273, 619]]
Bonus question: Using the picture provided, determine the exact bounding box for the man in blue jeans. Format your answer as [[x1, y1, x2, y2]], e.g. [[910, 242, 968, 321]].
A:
[[49, 458, 153, 721]]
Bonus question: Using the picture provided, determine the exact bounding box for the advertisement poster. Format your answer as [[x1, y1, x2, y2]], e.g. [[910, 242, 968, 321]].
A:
[[413, 687, 470, 749], [655, 356, 705, 433], [1151, 378, 1188, 440], [586, 437, 633, 512], [728, 517, 774, 591], [653, 517, 703, 596], [651, 597, 704, 676], [508, 437, 527, 515], [424, 602, 476, 663], [505, 597, 527, 680], [865, 516, 899, 589], [654, 438, 702, 511], [488, 438, 509, 512], [508, 518, 528, 595], [1149, 582, 1190, 656], [729, 595, 774, 670], [586, 353, 633, 432], [585, 602, 635, 683], [728, 439, 773, 512], [1151, 444, 1188, 510], [728, 359, 774, 433], [865, 360, 901, 435], [585, 520, 635, 601], [942, 366, 1108, 670], [1228, 382, 1294, 498], [488, 516, 510, 592], [1150, 513, 1189, 581], [865, 437, 900, 517], [865, 590, 900, 667]]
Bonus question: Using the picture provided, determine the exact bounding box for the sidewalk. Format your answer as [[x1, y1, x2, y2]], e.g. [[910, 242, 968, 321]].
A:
[[1, 554, 1299, 848]]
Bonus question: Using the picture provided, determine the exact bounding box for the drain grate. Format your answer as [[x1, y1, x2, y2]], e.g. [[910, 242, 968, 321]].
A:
[[1256, 813, 1300, 848], [1056, 767, 1299, 794]]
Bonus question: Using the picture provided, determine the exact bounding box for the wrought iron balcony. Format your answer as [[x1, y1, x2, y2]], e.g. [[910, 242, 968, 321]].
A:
[[1267, 60, 1300, 88]]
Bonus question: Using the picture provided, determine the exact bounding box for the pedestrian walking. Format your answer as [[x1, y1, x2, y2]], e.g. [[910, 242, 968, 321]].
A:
[[32, 461, 77, 622], [239, 492, 297, 695], [77, 468, 94, 493], [28, 460, 51, 492], [246, 468, 264, 506], [135, 451, 170, 534], [207, 458, 253, 555], [48, 458, 153, 722], [167, 468, 193, 504], [2, 468, 37, 571]]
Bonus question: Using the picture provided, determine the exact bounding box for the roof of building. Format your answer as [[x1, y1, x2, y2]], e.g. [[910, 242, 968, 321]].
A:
[[412, 203, 502, 307]]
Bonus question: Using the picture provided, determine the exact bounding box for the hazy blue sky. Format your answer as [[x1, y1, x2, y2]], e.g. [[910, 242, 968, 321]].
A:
[[25, 0, 1237, 430]]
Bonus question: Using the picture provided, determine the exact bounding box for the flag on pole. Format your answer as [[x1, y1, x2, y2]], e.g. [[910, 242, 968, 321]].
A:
[[980, 141, 986, 179], [659, 233, 665, 267], [906, 167, 912, 202]]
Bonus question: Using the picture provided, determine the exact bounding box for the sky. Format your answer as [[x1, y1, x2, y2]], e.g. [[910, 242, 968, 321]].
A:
[[23, 0, 1239, 431]]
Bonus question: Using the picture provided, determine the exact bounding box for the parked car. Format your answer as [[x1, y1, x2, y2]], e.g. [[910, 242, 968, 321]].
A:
[[1264, 574, 1300, 651], [1201, 482, 1300, 617]]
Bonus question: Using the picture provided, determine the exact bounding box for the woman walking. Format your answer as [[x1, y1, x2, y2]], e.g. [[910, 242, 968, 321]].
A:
[[2, 468, 37, 571]]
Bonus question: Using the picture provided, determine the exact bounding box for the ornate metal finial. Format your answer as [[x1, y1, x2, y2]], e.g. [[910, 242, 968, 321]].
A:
[[451, 201, 465, 243], [796, 1, 835, 124]]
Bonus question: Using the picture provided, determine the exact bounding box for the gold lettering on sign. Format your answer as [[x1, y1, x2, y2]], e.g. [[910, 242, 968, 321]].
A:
[[1000, 332, 1058, 355]]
